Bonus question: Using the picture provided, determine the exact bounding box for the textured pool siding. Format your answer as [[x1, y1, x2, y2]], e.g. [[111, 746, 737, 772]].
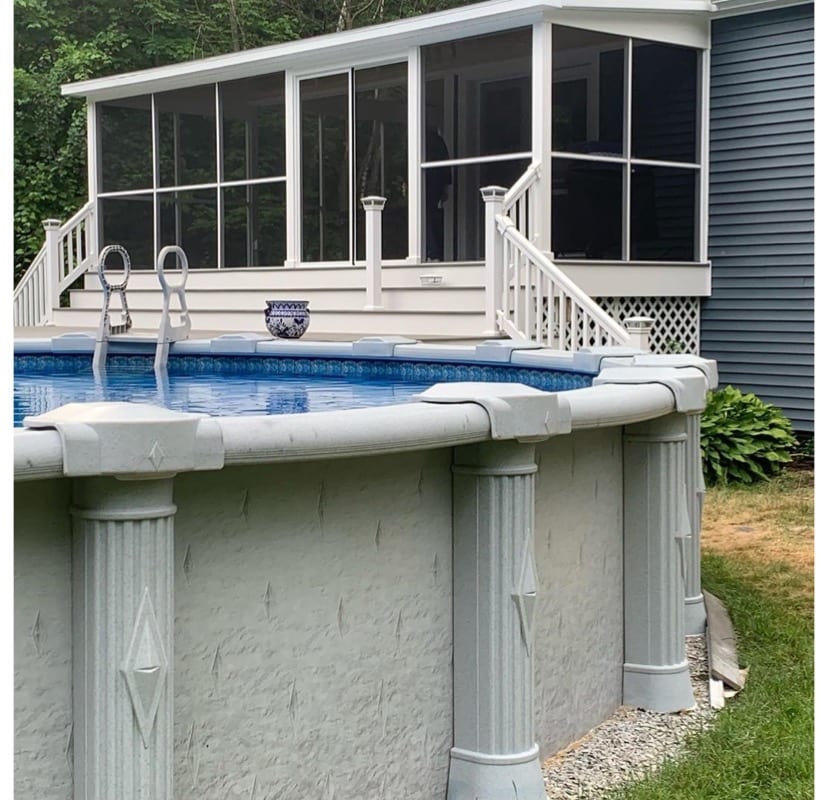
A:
[[534, 428, 624, 759], [14, 479, 74, 800], [171, 449, 455, 799], [14, 430, 627, 798]]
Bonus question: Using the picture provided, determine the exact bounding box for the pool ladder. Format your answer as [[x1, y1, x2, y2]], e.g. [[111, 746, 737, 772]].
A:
[[92, 245, 191, 374]]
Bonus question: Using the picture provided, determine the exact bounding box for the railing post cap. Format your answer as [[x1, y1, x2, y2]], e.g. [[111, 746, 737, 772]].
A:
[[624, 316, 655, 332], [42, 219, 62, 229], [360, 196, 387, 210], [480, 186, 508, 201]]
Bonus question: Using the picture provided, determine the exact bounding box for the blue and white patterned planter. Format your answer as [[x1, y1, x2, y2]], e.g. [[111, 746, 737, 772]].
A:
[[264, 300, 311, 339], [265, 300, 310, 339]]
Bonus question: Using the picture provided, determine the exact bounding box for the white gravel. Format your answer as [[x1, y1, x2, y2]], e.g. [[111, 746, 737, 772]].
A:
[[542, 635, 718, 798]]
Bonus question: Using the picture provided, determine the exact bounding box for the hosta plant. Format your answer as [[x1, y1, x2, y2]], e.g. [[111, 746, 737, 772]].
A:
[[700, 385, 797, 486]]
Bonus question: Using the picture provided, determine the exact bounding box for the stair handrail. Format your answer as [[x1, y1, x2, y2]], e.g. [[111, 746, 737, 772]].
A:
[[494, 212, 630, 349], [12, 201, 96, 327]]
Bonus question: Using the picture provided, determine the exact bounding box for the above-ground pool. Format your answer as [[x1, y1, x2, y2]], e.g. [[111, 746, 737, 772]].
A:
[[13, 338, 594, 425], [13, 332, 716, 800]]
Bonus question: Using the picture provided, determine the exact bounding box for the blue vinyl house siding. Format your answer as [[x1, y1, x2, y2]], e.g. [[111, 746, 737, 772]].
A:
[[702, 2, 814, 432]]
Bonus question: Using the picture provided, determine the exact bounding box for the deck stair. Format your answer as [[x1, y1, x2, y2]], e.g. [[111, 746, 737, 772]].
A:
[[53, 261, 490, 338]]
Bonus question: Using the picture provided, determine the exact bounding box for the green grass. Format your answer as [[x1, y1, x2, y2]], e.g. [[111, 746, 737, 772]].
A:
[[607, 550, 814, 800]]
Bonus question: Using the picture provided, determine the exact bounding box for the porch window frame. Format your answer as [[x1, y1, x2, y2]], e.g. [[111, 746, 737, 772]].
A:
[[95, 78, 289, 270], [548, 27, 706, 265]]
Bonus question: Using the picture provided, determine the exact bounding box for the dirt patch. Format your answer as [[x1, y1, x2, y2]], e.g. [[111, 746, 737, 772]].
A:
[[701, 469, 814, 582]]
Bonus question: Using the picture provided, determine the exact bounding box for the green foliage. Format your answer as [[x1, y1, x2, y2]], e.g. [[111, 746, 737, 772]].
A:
[[609, 551, 813, 800], [700, 385, 797, 486]]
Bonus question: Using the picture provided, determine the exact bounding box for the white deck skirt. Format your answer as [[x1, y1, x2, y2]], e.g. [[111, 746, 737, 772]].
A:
[[62, 0, 713, 102]]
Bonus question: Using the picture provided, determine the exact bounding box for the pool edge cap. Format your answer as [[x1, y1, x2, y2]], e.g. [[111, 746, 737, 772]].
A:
[[23, 401, 224, 477], [593, 367, 708, 413], [416, 382, 571, 441]]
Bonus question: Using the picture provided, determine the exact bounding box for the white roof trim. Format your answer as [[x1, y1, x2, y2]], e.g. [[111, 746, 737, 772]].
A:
[[63, 0, 715, 101]]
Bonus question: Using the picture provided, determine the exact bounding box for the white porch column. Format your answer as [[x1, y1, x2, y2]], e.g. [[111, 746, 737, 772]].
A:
[[43, 218, 62, 324], [683, 410, 706, 635], [622, 413, 695, 712], [481, 186, 506, 336], [72, 477, 175, 800], [531, 21, 553, 253], [361, 195, 386, 309], [448, 439, 546, 799]]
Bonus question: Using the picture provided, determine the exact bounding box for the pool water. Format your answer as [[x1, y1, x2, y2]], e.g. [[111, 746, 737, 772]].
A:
[[13, 353, 594, 427]]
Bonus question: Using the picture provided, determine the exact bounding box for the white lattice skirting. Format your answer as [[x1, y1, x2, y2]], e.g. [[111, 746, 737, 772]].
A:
[[596, 297, 700, 354]]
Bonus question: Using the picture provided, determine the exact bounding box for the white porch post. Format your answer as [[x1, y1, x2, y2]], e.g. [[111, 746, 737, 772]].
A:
[[481, 186, 506, 336], [622, 413, 695, 712], [362, 195, 386, 309], [72, 476, 175, 800], [284, 72, 301, 267], [532, 21, 553, 253], [43, 218, 62, 325], [448, 440, 546, 799], [624, 316, 655, 352], [407, 46, 423, 264]]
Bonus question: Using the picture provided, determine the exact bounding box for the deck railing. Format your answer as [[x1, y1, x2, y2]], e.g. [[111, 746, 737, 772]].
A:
[[482, 184, 632, 350], [13, 202, 96, 327]]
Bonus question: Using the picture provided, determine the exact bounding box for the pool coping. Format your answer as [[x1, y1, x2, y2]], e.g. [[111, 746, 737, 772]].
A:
[[14, 333, 717, 482]]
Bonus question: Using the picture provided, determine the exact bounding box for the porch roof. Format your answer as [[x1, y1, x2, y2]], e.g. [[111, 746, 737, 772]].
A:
[[62, 0, 715, 102]]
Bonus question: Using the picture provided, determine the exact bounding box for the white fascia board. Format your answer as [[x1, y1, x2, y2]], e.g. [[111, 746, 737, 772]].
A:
[[63, 0, 713, 102], [544, 8, 711, 47], [711, 0, 812, 19]]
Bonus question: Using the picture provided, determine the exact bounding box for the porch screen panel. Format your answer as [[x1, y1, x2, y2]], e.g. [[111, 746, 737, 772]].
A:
[[301, 74, 349, 262], [159, 190, 217, 269], [422, 28, 531, 161], [223, 183, 287, 268], [630, 166, 695, 261], [446, 159, 529, 261], [552, 27, 625, 156], [551, 158, 623, 260], [632, 42, 698, 163], [99, 196, 154, 269], [98, 96, 152, 192], [354, 63, 408, 260], [221, 74, 286, 181], [156, 86, 217, 188]]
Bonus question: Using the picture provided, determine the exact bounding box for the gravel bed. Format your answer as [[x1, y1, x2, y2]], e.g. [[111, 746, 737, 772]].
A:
[[542, 635, 719, 799]]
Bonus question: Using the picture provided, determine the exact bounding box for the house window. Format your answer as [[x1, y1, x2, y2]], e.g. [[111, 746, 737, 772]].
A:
[[551, 26, 700, 262], [423, 28, 532, 261], [96, 73, 287, 269]]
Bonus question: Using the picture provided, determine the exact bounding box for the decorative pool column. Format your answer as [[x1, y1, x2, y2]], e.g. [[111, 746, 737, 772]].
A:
[[622, 413, 695, 712], [72, 476, 176, 799], [683, 409, 707, 635], [22, 402, 224, 800], [448, 440, 546, 800]]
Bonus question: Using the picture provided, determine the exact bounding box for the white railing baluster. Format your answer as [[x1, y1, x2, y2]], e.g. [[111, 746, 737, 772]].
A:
[[486, 161, 630, 350]]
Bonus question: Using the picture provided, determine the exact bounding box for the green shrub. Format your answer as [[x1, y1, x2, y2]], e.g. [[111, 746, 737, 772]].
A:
[[701, 385, 797, 486]]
